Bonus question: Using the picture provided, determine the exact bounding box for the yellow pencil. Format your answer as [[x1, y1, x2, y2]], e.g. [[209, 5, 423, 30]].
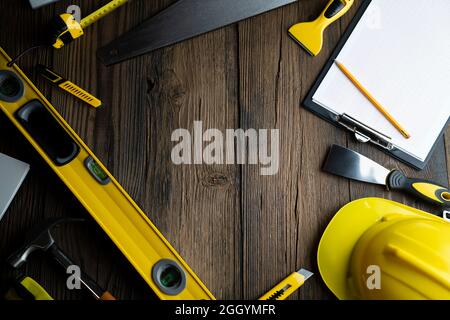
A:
[[334, 60, 410, 139]]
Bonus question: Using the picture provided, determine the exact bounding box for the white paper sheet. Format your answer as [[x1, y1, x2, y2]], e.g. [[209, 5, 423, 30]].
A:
[[312, 0, 450, 161], [0, 153, 29, 220]]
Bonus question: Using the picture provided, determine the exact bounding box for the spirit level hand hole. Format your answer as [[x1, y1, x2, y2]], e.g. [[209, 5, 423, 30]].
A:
[[0, 70, 24, 102], [15, 100, 80, 166], [152, 259, 186, 296]]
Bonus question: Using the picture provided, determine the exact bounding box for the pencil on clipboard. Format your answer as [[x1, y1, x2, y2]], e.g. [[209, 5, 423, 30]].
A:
[[334, 60, 411, 139]]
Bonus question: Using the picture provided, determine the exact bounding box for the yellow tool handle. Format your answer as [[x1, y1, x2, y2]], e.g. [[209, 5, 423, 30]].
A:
[[20, 277, 53, 300], [316, 0, 354, 27], [387, 170, 450, 207], [290, 0, 354, 31], [59, 81, 102, 108], [259, 272, 306, 300], [288, 0, 354, 56], [81, 0, 129, 29], [37, 64, 102, 108], [4, 277, 53, 300]]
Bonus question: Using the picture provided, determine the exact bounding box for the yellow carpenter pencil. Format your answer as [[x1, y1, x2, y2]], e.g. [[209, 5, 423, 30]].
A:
[[335, 60, 410, 139]]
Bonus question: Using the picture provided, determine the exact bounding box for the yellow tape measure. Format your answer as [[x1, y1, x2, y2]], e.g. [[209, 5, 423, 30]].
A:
[[52, 0, 129, 49], [81, 0, 129, 29], [8, 1, 130, 65]]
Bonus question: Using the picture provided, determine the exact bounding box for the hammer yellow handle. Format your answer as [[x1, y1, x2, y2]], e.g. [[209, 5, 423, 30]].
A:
[[289, 0, 354, 56], [20, 277, 53, 300]]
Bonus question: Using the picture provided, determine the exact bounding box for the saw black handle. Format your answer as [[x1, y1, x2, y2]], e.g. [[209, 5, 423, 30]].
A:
[[387, 170, 450, 207]]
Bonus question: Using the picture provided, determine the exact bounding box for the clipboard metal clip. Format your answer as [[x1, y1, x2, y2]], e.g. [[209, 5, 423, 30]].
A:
[[337, 113, 394, 151]]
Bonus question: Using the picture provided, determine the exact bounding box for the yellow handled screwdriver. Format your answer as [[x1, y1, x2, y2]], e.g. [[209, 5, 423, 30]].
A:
[[36, 64, 102, 108], [259, 269, 313, 300]]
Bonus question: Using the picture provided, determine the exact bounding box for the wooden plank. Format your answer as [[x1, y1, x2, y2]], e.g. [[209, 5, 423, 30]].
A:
[[1, 0, 448, 301], [292, 0, 361, 300], [45, 0, 242, 300], [136, 25, 242, 299], [0, 0, 62, 298], [237, 0, 359, 300], [19, 0, 161, 300]]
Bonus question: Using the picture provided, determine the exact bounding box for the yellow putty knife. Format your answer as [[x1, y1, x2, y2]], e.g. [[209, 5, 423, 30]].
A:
[[289, 0, 354, 56]]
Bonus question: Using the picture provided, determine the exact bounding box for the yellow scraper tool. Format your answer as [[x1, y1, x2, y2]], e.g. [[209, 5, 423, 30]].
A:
[[0, 47, 214, 300], [289, 0, 354, 56]]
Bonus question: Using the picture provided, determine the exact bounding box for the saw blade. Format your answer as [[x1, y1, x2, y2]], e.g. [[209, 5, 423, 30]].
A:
[[98, 0, 297, 65]]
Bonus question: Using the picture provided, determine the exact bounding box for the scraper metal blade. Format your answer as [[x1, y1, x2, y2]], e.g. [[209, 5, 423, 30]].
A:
[[323, 145, 450, 208], [323, 145, 390, 186], [98, 0, 297, 65]]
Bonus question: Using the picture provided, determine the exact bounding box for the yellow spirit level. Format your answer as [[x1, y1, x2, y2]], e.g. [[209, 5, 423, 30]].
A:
[[0, 47, 214, 300]]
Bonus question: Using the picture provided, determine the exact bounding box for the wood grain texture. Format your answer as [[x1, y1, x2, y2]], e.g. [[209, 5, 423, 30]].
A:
[[0, 0, 448, 301]]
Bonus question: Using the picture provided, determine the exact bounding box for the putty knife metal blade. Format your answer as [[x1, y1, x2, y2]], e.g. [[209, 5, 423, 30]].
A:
[[98, 0, 297, 65], [323, 145, 390, 186]]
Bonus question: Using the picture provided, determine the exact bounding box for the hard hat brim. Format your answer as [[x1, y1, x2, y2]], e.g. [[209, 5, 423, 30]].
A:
[[317, 197, 441, 300]]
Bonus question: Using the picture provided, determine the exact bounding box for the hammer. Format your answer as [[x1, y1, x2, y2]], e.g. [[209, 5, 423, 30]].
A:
[[7, 217, 116, 300]]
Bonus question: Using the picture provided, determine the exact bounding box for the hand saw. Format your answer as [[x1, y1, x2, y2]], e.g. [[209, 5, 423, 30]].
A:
[[0, 47, 214, 300], [98, 0, 297, 65]]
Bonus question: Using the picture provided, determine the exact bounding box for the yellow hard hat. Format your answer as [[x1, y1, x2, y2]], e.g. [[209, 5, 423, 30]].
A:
[[317, 198, 450, 300]]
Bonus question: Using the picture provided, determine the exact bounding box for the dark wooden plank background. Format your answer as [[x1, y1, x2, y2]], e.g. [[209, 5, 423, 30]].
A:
[[0, 0, 448, 300]]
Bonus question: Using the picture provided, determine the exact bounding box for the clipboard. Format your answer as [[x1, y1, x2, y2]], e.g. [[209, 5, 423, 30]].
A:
[[303, 0, 450, 170]]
